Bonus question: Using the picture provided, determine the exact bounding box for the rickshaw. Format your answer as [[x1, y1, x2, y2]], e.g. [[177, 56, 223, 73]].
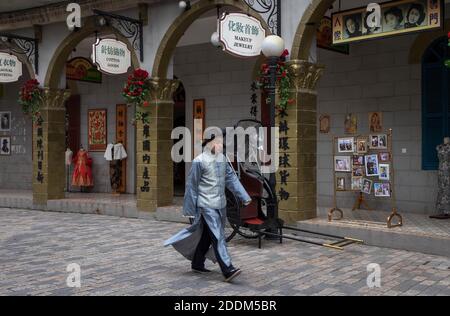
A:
[[192, 119, 363, 250]]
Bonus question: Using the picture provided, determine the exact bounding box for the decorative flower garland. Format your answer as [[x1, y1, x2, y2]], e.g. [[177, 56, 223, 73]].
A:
[[252, 49, 294, 115], [18, 79, 42, 122], [122, 68, 151, 124]]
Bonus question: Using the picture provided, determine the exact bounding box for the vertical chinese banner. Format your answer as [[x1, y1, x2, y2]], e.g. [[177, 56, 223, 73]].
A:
[[36, 117, 45, 185], [116, 104, 127, 193], [140, 119, 151, 194], [277, 109, 291, 204], [193, 99, 205, 158]]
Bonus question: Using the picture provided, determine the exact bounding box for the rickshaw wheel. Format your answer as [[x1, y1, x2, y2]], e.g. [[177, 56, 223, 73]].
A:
[[225, 189, 260, 240]]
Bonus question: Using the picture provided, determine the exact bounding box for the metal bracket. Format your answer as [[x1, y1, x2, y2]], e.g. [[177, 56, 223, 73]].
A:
[[243, 0, 281, 36], [93, 9, 144, 62], [0, 33, 39, 75]]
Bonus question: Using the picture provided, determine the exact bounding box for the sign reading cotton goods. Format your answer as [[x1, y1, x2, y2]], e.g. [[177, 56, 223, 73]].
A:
[[219, 13, 266, 58], [0, 53, 22, 83], [92, 38, 131, 75]]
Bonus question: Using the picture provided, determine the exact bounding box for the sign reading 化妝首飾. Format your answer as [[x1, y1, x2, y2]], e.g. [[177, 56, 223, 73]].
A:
[[332, 0, 442, 45], [219, 13, 266, 58], [0, 52, 22, 83], [92, 38, 131, 75]]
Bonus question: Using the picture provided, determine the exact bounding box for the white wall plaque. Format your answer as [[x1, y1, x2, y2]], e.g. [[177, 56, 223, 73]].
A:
[[0, 53, 22, 83], [92, 38, 131, 75]]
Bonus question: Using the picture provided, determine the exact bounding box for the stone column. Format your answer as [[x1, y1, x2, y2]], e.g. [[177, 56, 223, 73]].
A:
[[33, 88, 71, 206], [136, 78, 179, 212], [276, 60, 323, 223]]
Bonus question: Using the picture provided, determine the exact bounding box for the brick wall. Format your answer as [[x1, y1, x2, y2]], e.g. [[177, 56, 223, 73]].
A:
[[0, 78, 33, 190], [317, 34, 438, 215]]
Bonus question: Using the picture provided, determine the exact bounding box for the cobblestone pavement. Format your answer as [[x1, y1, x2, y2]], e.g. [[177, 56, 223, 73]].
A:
[[0, 208, 449, 296]]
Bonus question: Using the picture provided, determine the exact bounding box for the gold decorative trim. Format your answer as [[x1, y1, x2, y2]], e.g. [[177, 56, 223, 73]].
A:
[[147, 78, 180, 102], [39, 88, 71, 111], [287, 60, 324, 93]]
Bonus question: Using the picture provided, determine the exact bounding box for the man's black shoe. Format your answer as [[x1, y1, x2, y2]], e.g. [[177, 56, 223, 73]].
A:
[[192, 267, 212, 274], [224, 268, 241, 282]]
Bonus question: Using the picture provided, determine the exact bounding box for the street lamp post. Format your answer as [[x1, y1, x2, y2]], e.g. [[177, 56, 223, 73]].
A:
[[261, 35, 285, 226]]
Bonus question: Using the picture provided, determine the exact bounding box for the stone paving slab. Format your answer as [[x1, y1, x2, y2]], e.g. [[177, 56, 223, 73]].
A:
[[0, 208, 449, 296]]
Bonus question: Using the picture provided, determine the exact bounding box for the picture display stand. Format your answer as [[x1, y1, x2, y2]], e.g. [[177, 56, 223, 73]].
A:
[[328, 129, 403, 228]]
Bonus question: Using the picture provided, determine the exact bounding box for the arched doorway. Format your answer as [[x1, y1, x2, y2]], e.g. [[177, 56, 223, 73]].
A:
[[145, 0, 271, 213], [33, 16, 140, 207]]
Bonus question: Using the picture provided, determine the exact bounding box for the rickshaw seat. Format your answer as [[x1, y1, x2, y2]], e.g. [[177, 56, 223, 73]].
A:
[[243, 217, 265, 225], [239, 166, 263, 220]]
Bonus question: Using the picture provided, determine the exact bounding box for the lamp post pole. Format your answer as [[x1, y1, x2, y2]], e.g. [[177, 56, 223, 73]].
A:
[[267, 56, 279, 221]]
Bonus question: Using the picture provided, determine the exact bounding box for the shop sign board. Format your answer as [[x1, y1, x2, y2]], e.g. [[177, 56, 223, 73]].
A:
[[92, 38, 131, 75], [219, 13, 266, 58], [332, 0, 443, 44], [0, 52, 22, 83]]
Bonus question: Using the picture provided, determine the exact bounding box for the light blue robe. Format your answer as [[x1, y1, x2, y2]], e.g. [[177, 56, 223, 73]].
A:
[[164, 152, 251, 267]]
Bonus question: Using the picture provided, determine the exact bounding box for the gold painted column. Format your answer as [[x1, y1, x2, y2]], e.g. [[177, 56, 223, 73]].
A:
[[276, 60, 323, 223], [33, 88, 71, 205], [136, 78, 179, 212]]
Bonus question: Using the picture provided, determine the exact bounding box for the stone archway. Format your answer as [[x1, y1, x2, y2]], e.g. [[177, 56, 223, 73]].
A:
[[135, 0, 271, 213], [33, 16, 140, 206], [409, 19, 450, 64]]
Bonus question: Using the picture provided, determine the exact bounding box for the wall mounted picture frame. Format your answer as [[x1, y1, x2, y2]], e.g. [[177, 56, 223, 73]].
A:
[[374, 182, 391, 197], [379, 163, 390, 180], [0, 111, 11, 132], [361, 178, 373, 194], [352, 155, 364, 166], [356, 137, 368, 153], [379, 152, 390, 162], [344, 113, 357, 134], [352, 166, 365, 177], [336, 177, 346, 191], [338, 137, 354, 153], [335, 156, 352, 172], [0, 136, 11, 155], [369, 112, 383, 133], [351, 176, 363, 191], [365, 154, 380, 176], [370, 134, 388, 149], [88, 109, 107, 151], [319, 114, 330, 134]]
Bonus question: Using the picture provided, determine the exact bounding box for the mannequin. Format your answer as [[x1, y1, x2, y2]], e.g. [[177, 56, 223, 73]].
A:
[[65, 148, 73, 192], [432, 137, 450, 219], [72, 146, 94, 190]]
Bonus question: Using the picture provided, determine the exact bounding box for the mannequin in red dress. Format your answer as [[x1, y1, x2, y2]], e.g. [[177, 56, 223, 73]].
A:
[[72, 148, 94, 188]]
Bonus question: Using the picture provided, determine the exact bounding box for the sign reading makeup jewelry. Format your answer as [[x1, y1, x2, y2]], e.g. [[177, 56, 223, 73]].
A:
[[219, 13, 266, 58], [92, 38, 131, 75], [0, 53, 22, 83]]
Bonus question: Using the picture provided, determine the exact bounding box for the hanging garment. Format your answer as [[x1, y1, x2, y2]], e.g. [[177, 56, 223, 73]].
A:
[[72, 149, 94, 187], [65, 148, 73, 166], [104, 144, 114, 161], [164, 151, 251, 272], [113, 143, 128, 160], [436, 143, 450, 215]]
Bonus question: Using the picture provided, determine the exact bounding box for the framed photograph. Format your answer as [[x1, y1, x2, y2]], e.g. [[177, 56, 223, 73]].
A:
[[379, 164, 390, 180], [369, 112, 383, 133], [365, 154, 380, 176], [370, 135, 379, 149], [352, 155, 364, 166], [344, 113, 357, 134], [319, 114, 330, 134], [0, 136, 11, 155], [356, 137, 368, 153], [352, 166, 365, 177], [317, 17, 350, 55], [334, 156, 352, 172], [338, 137, 354, 153], [379, 152, 390, 162], [88, 109, 107, 151], [336, 177, 346, 191], [332, 0, 443, 45], [0, 111, 11, 132], [351, 177, 363, 191], [374, 182, 391, 197], [378, 134, 388, 149], [361, 178, 373, 195]]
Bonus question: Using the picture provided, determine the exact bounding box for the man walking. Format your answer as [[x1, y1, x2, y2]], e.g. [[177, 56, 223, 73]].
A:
[[164, 131, 251, 282]]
